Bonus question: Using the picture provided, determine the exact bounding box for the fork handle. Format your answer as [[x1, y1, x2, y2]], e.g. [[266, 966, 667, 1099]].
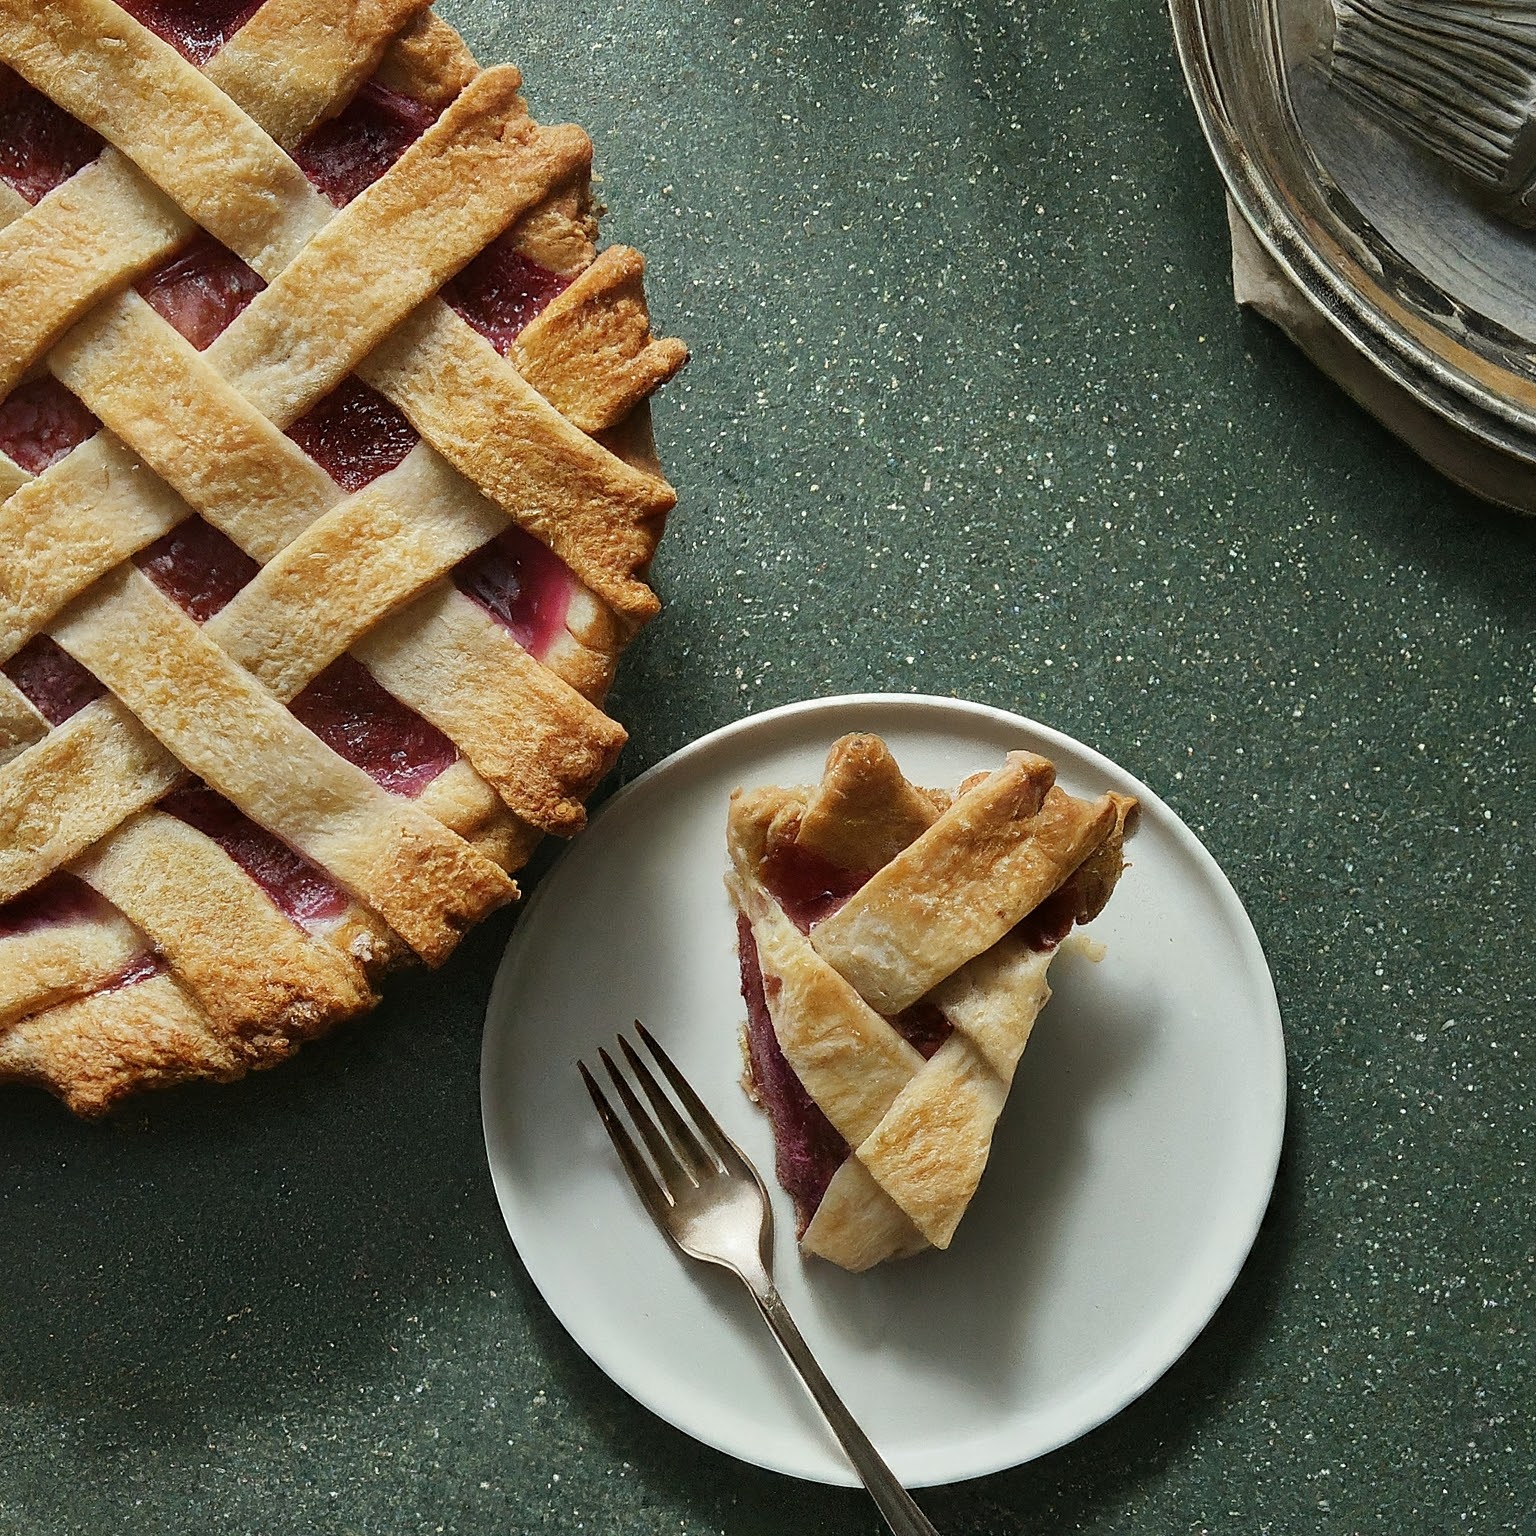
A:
[[748, 1281, 941, 1536]]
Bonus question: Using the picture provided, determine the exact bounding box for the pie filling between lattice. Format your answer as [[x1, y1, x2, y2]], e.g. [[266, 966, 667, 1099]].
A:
[[728, 734, 1138, 1272], [0, 0, 686, 1114]]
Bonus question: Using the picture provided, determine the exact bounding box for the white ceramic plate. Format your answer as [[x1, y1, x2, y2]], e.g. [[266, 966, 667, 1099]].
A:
[[481, 695, 1286, 1487]]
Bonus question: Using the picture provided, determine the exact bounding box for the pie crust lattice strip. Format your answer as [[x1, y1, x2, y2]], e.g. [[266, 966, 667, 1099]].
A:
[[728, 734, 1139, 1272], [0, 0, 686, 1115]]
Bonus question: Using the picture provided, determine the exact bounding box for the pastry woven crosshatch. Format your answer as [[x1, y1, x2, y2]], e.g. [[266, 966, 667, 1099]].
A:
[[728, 733, 1139, 1272], [0, 0, 686, 1115]]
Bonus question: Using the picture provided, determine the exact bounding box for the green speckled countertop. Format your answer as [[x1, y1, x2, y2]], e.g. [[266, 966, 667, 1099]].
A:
[[4, 1, 1533, 1532]]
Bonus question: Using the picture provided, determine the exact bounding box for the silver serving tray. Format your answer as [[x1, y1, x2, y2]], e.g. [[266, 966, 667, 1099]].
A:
[[1171, 0, 1536, 489]]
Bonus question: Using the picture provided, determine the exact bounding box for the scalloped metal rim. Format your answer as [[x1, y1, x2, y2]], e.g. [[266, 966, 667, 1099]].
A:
[[1168, 0, 1536, 468]]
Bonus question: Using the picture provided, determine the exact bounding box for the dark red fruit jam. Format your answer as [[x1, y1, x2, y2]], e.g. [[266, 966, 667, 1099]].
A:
[[0, 65, 103, 204], [454, 526, 573, 660], [0, 871, 100, 938], [3, 636, 105, 726], [447, 239, 573, 354], [889, 1000, 952, 1060], [759, 842, 869, 933], [137, 516, 260, 623], [289, 655, 455, 797], [294, 82, 440, 207], [103, 953, 166, 991], [0, 873, 160, 990], [117, 0, 263, 66], [1014, 886, 1078, 953], [137, 235, 266, 351], [161, 781, 351, 926], [0, 377, 100, 474], [738, 915, 851, 1231], [286, 377, 420, 491]]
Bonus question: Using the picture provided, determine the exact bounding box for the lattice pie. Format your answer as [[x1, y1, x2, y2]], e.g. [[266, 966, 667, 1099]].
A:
[[728, 734, 1137, 1271], [0, 0, 686, 1113]]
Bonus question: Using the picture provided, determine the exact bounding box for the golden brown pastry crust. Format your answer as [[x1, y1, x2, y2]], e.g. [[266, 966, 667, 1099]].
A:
[[808, 758, 1107, 1016], [0, 0, 687, 1112], [0, 897, 146, 1030], [795, 733, 946, 870], [728, 734, 1135, 1271]]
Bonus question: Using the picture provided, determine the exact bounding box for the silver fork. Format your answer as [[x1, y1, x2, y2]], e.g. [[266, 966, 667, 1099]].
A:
[[579, 1022, 941, 1536]]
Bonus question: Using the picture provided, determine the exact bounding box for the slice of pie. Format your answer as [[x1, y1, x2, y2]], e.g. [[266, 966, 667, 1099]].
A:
[[0, 0, 686, 1114], [727, 733, 1137, 1271]]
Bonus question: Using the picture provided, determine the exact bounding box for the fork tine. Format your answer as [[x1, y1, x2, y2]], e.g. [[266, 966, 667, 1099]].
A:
[[585, 1034, 933, 1534], [597, 1045, 695, 1198], [616, 1034, 716, 1182], [633, 1019, 754, 1180], [577, 1059, 676, 1228]]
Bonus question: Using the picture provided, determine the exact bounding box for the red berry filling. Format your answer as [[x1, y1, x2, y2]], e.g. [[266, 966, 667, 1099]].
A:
[[286, 377, 420, 491], [0, 874, 161, 991], [735, 839, 965, 1230], [116, 0, 263, 66], [137, 516, 260, 623], [137, 236, 266, 350], [454, 526, 574, 660], [890, 1000, 954, 1060], [1013, 886, 1080, 953], [290, 655, 455, 796], [448, 241, 574, 354], [161, 781, 351, 927], [294, 82, 441, 207], [0, 377, 101, 474], [103, 953, 166, 991], [0, 65, 103, 205], [759, 842, 868, 932], [738, 914, 851, 1232], [3, 636, 105, 726], [0, 871, 102, 938]]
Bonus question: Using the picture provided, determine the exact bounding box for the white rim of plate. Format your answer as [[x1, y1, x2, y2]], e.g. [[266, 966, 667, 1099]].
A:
[[482, 693, 1287, 1487]]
